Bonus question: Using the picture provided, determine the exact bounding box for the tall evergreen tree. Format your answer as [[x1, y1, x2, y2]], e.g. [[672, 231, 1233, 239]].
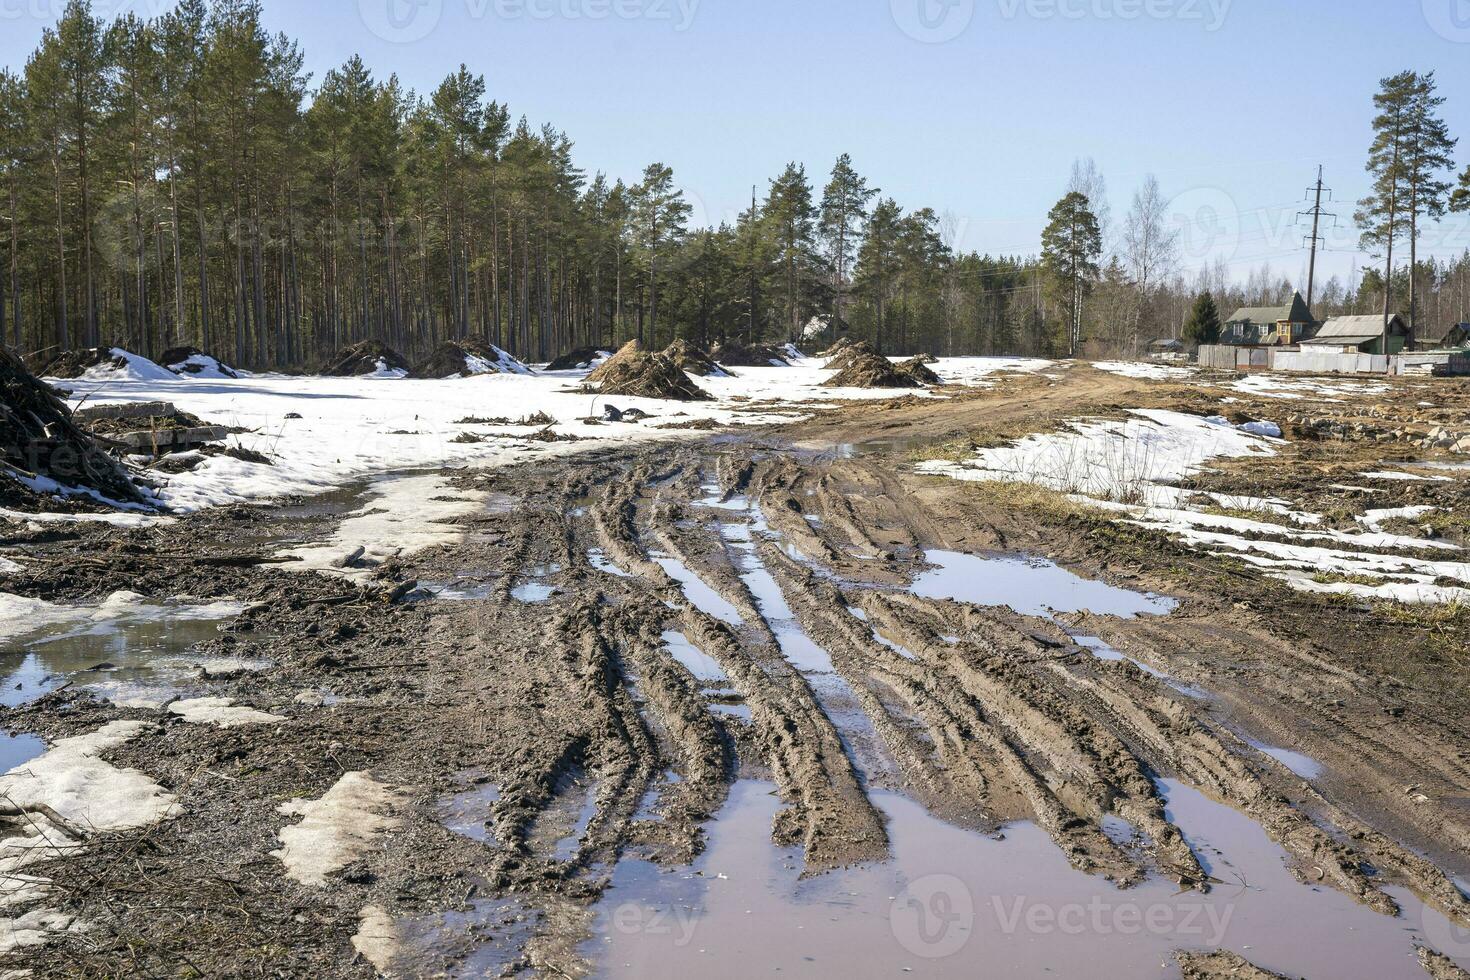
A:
[[763, 163, 818, 340], [1040, 191, 1102, 355], [818, 154, 876, 344], [1356, 71, 1418, 352], [629, 162, 689, 346]]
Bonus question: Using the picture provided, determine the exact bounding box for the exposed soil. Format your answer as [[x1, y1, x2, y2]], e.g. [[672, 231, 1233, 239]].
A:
[[5, 365, 1470, 977]]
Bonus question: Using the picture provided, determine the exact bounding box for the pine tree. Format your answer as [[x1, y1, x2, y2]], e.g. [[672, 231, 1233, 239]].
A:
[[629, 162, 689, 346], [1398, 72, 1457, 342], [1040, 191, 1102, 355], [1452, 166, 1470, 214], [854, 198, 901, 350], [818, 154, 876, 344], [1181, 291, 1221, 347], [1356, 71, 1418, 352], [763, 163, 818, 341]]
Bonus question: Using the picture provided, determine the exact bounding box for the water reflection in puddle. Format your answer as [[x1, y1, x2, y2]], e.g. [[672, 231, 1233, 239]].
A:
[[0, 594, 247, 712], [1073, 635, 1209, 700], [663, 631, 728, 683], [440, 782, 502, 843], [589, 779, 1464, 978], [650, 553, 743, 627], [913, 551, 1177, 620], [1242, 738, 1325, 780], [511, 582, 557, 604], [589, 548, 634, 579]]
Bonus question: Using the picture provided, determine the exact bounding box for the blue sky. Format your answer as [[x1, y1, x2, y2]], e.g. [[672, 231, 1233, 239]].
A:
[[5, 0, 1470, 288]]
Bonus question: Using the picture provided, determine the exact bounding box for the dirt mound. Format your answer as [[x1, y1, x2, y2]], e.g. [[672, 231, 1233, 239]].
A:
[[824, 339, 879, 371], [161, 347, 240, 379], [0, 346, 147, 506], [545, 347, 613, 372], [38, 347, 177, 382], [709, 342, 791, 368], [896, 356, 941, 385], [320, 341, 410, 378], [817, 335, 855, 358], [662, 339, 729, 377], [587, 341, 711, 401], [409, 340, 532, 379], [822, 351, 922, 389]]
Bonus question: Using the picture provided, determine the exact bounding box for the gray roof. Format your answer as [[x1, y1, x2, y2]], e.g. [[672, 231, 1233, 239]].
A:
[[1302, 314, 1406, 346], [1225, 305, 1293, 325], [1224, 293, 1315, 327]]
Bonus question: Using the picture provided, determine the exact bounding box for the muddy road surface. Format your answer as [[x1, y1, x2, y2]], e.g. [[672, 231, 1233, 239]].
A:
[[4, 367, 1470, 978]]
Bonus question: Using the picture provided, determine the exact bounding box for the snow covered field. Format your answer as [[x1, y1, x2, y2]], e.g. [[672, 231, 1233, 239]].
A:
[[47, 355, 1050, 515]]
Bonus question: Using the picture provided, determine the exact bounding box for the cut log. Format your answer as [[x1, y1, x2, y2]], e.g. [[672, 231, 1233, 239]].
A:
[[114, 426, 230, 451], [73, 401, 178, 423]]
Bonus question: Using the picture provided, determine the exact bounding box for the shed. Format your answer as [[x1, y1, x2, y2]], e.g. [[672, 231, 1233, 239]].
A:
[[1441, 323, 1470, 349], [1221, 292, 1317, 346], [1303, 314, 1410, 355]]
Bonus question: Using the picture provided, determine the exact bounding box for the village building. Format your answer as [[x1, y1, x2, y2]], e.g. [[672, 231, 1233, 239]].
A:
[[1221, 293, 1318, 346], [1303, 314, 1411, 355]]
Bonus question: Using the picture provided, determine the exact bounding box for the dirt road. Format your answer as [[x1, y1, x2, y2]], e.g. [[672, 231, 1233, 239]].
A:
[[5, 366, 1470, 978]]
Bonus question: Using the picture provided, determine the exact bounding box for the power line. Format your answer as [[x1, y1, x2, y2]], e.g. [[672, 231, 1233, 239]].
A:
[[1297, 165, 1337, 311]]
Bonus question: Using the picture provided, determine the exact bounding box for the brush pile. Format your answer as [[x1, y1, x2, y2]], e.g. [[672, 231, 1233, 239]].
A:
[[587, 341, 712, 401], [0, 345, 147, 506], [161, 347, 241, 379], [822, 350, 923, 389], [409, 340, 532, 379], [545, 347, 613, 372], [320, 341, 410, 378], [824, 339, 880, 372], [709, 341, 791, 367], [662, 339, 729, 377], [896, 355, 942, 385]]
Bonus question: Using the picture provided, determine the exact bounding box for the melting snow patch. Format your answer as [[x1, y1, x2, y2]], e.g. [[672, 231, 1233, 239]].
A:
[[168, 696, 284, 728], [919, 409, 1275, 508], [273, 772, 406, 887], [280, 474, 487, 579], [0, 721, 177, 831], [1093, 361, 1194, 381]]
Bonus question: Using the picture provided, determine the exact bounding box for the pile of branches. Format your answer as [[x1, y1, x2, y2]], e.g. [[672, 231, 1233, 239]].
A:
[[0, 346, 147, 505], [545, 347, 611, 372], [586, 341, 712, 401], [822, 351, 923, 390], [319, 341, 409, 377], [710, 341, 791, 368], [823, 340, 880, 372], [662, 339, 729, 377], [896, 355, 942, 385]]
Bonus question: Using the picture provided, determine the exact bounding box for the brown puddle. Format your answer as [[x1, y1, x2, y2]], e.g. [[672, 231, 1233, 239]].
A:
[[585, 780, 1467, 978]]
